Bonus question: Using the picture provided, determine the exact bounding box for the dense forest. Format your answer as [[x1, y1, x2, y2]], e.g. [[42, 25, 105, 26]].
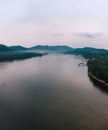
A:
[[87, 58, 108, 83], [66, 47, 108, 59], [0, 52, 44, 62]]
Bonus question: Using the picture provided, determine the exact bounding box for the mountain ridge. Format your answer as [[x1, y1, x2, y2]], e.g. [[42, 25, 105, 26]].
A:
[[0, 44, 12, 52], [0, 44, 108, 58], [10, 45, 27, 51]]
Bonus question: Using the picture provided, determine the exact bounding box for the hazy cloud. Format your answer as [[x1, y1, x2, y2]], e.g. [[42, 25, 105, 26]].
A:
[[52, 33, 64, 37], [73, 33, 102, 38]]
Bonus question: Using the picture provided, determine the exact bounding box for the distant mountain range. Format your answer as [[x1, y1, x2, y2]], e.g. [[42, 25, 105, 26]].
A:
[[0, 44, 108, 59], [0, 44, 12, 52], [10, 45, 27, 51], [29, 45, 73, 52], [65, 47, 108, 59], [0, 44, 73, 53]]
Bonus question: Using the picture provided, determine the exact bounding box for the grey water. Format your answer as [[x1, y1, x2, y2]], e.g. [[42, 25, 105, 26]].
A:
[[0, 54, 108, 130]]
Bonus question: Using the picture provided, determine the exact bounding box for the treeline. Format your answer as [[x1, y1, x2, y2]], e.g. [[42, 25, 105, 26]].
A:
[[0, 52, 44, 62], [88, 58, 108, 83], [66, 47, 108, 59]]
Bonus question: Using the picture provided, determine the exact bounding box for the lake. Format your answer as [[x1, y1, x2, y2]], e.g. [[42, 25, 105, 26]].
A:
[[0, 54, 108, 130]]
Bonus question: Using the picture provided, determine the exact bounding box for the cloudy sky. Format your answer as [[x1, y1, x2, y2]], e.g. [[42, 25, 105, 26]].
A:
[[0, 0, 108, 48]]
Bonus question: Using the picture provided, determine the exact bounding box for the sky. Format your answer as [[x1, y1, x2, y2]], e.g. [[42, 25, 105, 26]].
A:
[[0, 0, 108, 49]]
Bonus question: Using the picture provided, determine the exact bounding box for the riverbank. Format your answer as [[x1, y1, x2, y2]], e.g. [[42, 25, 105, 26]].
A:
[[87, 58, 108, 89], [88, 72, 108, 88], [0, 51, 46, 62]]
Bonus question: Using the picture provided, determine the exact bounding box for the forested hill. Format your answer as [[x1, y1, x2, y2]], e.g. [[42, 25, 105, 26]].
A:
[[0, 52, 44, 62], [66, 47, 108, 59], [0, 44, 108, 57], [29, 45, 73, 52], [10, 45, 27, 51], [88, 59, 108, 84], [0, 44, 73, 53], [0, 44, 46, 62], [0, 44, 12, 52]]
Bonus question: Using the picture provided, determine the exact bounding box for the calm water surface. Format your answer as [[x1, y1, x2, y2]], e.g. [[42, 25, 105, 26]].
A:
[[0, 54, 108, 130]]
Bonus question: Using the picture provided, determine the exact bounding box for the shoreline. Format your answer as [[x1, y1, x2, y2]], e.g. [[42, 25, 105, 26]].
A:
[[0, 52, 47, 63], [88, 72, 108, 88]]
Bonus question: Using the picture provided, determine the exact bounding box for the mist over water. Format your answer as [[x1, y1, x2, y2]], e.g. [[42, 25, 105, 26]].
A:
[[0, 54, 108, 130]]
